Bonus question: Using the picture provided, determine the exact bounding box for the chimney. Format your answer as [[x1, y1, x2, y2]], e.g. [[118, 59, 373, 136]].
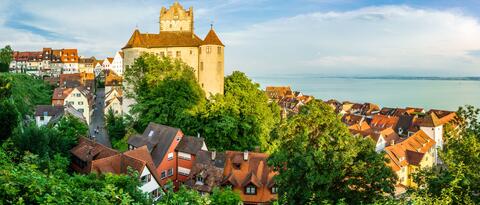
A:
[[243, 151, 249, 161], [211, 151, 216, 161]]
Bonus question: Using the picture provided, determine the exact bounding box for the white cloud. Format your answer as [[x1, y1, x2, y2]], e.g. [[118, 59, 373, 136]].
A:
[[223, 6, 480, 76]]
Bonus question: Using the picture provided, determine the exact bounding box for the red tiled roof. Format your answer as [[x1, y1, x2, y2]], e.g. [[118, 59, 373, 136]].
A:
[[123, 29, 203, 49], [223, 151, 277, 203], [203, 29, 224, 46]]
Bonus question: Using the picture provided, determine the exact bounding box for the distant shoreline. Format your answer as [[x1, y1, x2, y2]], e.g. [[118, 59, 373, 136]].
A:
[[253, 75, 480, 81]]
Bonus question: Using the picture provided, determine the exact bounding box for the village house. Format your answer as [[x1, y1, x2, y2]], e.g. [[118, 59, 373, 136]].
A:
[[59, 72, 95, 91], [175, 136, 208, 183], [105, 70, 123, 93], [184, 150, 226, 194], [34, 105, 64, 127], [384, 130, 436, 187], [265, 86, 293, 102], [102, 57, 114, 71], [223, 151, 278, 204], [70, 138, 163, 200], [111, 51, 124, 76], [52, 86, 94, 124], [104, 88, 123, 115], [127, 123, 185, 186], [78, 57, 96, 73], [370, 114, 399, 131]]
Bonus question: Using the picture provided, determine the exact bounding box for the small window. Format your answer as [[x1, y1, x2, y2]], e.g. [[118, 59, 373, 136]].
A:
[[200, 62, 204, 71], [160, 52, 165, 57], [148, 130, 154, 137], [176, 51, 181, 57], [196, 175, 204, 184], [190, 50, 193, 55], [217, 46, 221, 55], [271, 186, 278, 194], [161, 171, 167, 179], [167, 51, 172, 57], [78, 109, 84, 113], [40, 116, 45, 121], [245, 185, 256, 195], [167, 152, 174, 160], [167, 168, 174, 177], [206, 46, 211, 54], [141, 174, 151, 184], [78, 101, 83, 105]]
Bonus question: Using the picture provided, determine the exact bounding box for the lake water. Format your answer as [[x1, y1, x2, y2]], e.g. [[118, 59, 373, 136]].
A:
[[252, 76, 480, 111]]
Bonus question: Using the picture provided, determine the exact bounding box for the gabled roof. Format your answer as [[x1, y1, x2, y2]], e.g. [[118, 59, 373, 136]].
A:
[[52, 88, 74, 100], [203, 29, 224, 46], [123, 29, 203, 49], [223, 151, 277, 203], [127, 123, 182, 166], [70, 137, 119, 162], [34, 105, 64, 117], [384, 130, 435, 171], [175, 136, 206, 155]]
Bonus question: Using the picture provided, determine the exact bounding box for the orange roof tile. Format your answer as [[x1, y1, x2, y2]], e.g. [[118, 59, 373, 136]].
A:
[[203, 29, 224, 46], [123, 29, 203, 49]]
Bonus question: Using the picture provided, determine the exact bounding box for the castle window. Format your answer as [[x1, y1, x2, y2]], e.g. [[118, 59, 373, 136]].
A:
[[217, 61, 222, 71], [206, 46, 211, 54], [169, 24, 172, 28], [167, 51, 172, 57], [176, 51, 181, 57], [190, 50, 193, 55], [200, 62, 204, 71], [217, 47, 221, 55], [160, 52, 165, 57]]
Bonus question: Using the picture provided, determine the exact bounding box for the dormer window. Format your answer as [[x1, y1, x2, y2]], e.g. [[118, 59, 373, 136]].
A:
[[245, 184, 257, 195], [196, 175, 204, 185], [271, 186, 278, 194], [148, 130, 154, 137]]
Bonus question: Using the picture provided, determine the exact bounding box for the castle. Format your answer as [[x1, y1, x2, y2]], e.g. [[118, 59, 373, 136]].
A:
[[122, 2, 225, 97]]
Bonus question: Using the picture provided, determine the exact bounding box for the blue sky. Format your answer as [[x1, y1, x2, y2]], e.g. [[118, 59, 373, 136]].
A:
[[1, 0, 480, 77]]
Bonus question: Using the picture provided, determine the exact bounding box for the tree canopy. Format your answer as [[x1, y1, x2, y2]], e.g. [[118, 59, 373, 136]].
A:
[[198, 71, 280, 151], [0, 73, 52, 116], [124, 54, 205, 132], [0, 45, 13, 72], [268, 101, 396, 204]]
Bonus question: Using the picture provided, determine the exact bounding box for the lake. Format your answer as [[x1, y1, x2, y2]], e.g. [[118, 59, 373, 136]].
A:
[[252, 76, 480, 111]]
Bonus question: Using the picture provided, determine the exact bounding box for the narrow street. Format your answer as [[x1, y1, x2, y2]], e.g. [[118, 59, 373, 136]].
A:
[[89, 88, 111, 147]]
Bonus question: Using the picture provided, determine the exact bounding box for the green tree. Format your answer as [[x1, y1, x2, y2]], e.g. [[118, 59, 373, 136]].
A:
[[106, 109, 128, 150], [0, 76, 19, 142], [124, 54, 205, 132], [0, 45, 13, 72], [199, 71, 280, 151], [411, 105, 480, 204], [0, 100, 18, 142], [210, 187, 242, 205], [0, 148, 150, 204], [0, 73, 52, 116], [156, 182, 209, 205], [268, 101, 396, 204], [12, 116, 87, 158]]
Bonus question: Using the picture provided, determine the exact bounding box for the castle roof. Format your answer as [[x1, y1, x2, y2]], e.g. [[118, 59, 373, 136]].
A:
[[203, 29, 224, 46], [123, 29, 203, 49]]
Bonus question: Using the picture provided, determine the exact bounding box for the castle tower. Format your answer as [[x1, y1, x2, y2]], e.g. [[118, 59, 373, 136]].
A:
[[159, 1, 194, 33], [199, 27, 224, 95]]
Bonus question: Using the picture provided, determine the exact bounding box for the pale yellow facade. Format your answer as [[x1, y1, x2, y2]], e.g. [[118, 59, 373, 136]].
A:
[[122, 2, 225, 99]]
